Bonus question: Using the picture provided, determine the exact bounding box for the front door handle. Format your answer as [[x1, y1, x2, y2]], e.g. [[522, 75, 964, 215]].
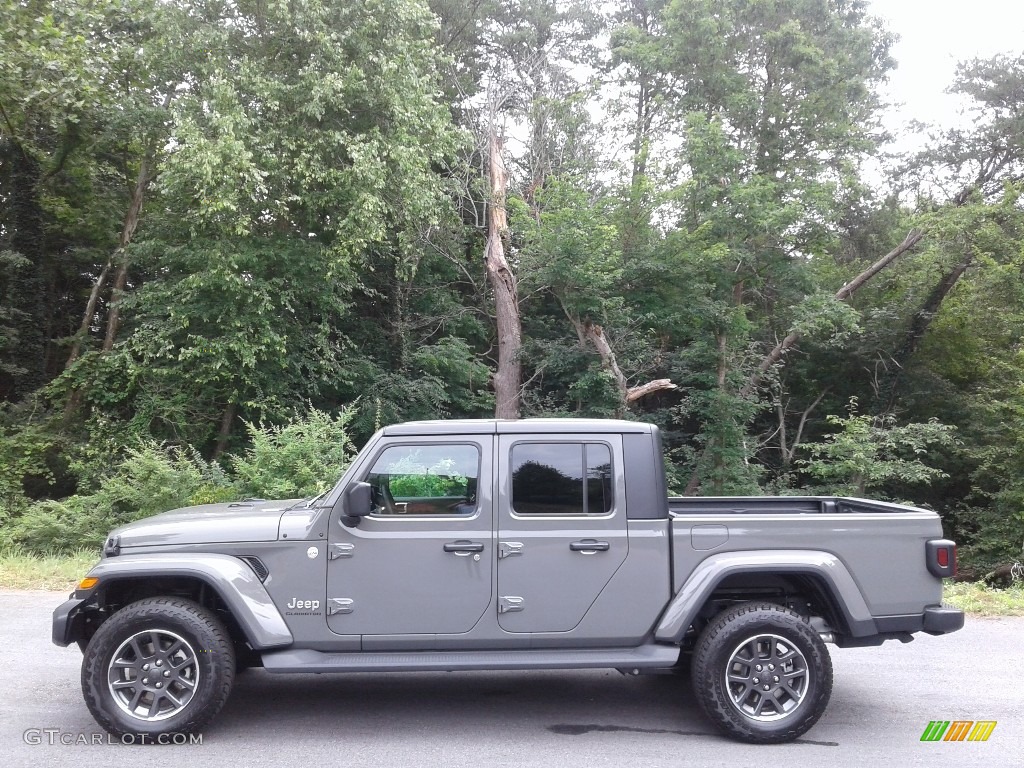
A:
[[443, 540, 485, 556], [569, 539, 610, 554]]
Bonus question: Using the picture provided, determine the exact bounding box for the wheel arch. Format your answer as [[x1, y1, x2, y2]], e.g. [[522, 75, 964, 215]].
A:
[[655, 550, 877, 644], [75, 554, 292, 651]]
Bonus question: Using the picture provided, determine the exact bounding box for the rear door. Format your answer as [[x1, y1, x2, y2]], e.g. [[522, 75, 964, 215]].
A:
[[495, 434, 627, 633]]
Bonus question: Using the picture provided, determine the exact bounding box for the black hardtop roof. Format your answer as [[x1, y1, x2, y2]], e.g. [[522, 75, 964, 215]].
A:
[[382, 418, 656, 437]]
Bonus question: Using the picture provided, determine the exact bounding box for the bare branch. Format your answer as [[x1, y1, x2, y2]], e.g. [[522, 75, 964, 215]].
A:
[[740, 227, 925, 398], [626, 379, 678, 402], [786, 387, 830, 464]]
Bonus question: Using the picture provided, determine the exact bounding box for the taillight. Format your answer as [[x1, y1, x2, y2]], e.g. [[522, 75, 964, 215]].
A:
[[926, 539, 956, 579]]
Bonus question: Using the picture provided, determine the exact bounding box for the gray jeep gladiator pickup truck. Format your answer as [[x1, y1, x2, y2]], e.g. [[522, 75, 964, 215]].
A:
[[53, 418, 963, 744]]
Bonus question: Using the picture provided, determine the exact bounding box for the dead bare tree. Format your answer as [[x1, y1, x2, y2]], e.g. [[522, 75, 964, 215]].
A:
[[483, 89, 522, 419], [560, 306, 677, 415]]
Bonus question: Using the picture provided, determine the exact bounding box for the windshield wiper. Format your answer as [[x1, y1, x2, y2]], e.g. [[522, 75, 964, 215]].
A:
[[304, 490, 329, 508]]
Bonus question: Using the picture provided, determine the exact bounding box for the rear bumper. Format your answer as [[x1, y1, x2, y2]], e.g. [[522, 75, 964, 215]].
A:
[[836, 604, 965, 646], [922, 604, 965, 635], [873, 604, 965, 637], [52, 596, 86, 647]]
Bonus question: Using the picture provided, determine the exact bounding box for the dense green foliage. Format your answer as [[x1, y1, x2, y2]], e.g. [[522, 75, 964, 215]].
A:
[[2, 0, 1023, 567], [1, 409, 356, 552]]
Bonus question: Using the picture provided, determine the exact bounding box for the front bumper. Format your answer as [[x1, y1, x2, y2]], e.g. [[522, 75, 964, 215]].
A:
[[52, 596, 87, 647]]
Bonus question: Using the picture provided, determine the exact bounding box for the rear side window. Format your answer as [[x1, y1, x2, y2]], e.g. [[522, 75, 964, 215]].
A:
[[511, 442, 613, 515]]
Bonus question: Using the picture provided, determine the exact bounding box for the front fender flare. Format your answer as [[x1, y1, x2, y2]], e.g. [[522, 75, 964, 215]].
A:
[[654, 550, 877, 643], [80, 553, 293, 649]]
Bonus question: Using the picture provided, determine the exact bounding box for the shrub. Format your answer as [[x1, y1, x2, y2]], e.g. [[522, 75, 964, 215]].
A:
[[4, 443, 236, 554], [2, 499, 110, 553], [231, 407, 358, 499], [3, 407, 358, 554]]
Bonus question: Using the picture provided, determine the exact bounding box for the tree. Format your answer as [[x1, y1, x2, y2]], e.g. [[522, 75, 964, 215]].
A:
[[866, 54, 1024, 414], [0, 0, 123, 399], [800, 399, 956, 497], [483, 93, 522, 418], [57, 0, 465, 450], [639, 0, 896, 492]]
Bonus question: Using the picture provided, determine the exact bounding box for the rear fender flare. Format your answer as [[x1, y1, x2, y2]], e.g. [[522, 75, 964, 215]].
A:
[[654, 550, 877, 642]]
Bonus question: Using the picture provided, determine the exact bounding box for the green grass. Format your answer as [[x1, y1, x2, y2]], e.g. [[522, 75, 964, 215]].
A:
[[944, 580, 1024, 616], [0, 547, 100, 591]]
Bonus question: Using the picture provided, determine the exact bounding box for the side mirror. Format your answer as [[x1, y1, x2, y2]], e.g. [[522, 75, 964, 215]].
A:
[[338, 481, 372, 527]]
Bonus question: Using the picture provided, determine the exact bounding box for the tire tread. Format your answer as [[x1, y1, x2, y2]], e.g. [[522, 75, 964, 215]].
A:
[[691, 601, 833, 744], [81, 596, 235, 740]]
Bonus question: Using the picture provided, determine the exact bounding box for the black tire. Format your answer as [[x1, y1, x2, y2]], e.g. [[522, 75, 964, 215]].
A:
[[691, 602, 832, 744], [81, 597, 235, 742]]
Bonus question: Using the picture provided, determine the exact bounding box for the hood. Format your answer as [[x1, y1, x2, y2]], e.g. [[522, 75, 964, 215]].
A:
[[110, 499, 302, 550]]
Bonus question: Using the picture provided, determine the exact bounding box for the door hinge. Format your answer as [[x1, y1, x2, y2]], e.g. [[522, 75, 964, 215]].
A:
[[498, 541, 523, 559], [327, 598, 354, 616], [499, 596, 524, 614], [329, 543, 355, 560]]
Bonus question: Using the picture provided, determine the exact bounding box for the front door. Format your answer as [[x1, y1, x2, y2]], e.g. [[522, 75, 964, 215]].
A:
[[496, 434, 628, 634], [326, 436, 493, 637]]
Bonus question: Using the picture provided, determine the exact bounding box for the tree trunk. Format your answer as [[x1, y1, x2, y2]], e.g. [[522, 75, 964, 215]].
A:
[[63, 151, 157, 423], [582, 320, 629, 404], [622, 43, 655, 259], [626, 379, 677, 403], [101, 153, 152, 352], [560, 305, 676, 415], [780, 388, 829, 468], [874, 255, 973, 414], [1, 141, 47, 400], [484, 126, 521, 419], [212, 399, 237, 459], [64, 259, 112, 368]]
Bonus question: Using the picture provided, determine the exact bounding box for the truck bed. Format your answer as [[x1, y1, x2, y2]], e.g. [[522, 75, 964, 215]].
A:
[[667, 495, 945, 621]]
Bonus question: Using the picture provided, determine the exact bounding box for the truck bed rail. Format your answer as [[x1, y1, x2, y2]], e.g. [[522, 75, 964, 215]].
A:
[[668, 496, 926, 515]]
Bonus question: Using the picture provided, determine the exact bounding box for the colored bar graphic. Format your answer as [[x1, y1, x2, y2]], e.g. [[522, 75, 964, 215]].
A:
[[943, 721, 973, 741], [921, 721, 950, 741], [920, 720, 996, 742], [967, 721, 997, 742]]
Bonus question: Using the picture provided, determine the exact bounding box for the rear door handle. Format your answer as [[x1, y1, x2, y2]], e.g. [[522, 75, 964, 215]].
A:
[[444, 541, 485, 556], [569, 539, 610, 553]]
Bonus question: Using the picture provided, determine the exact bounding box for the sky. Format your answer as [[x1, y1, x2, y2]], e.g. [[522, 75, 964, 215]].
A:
[[869, 0, 1024, 151]]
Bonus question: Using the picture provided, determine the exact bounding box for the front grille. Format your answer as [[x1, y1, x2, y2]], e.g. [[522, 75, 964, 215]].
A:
[[239, 556, 270, 581]]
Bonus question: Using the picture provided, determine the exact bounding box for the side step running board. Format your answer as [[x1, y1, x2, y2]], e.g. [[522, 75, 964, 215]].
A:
[[261, 644, 680, 674]]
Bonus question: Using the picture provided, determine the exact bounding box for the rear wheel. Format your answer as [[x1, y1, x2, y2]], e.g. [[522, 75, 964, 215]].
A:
[[691, 602, 832, 743], [81, 597, 235, 741]]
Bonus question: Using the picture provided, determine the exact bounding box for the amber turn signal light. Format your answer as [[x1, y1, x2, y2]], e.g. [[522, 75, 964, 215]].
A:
[[77, 577, 99, 590]]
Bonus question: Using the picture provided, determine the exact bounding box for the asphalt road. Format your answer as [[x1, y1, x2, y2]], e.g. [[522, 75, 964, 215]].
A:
[[0, 591, 1019, 767]]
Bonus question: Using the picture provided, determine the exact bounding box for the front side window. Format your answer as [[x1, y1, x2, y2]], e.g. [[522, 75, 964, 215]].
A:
[[365, 444, 480, 516], [511, 442, 613, 515]]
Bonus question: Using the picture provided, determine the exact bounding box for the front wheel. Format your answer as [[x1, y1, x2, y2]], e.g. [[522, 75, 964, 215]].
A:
[[691, 602, 832, 743], [81, 597, 235, 741]]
